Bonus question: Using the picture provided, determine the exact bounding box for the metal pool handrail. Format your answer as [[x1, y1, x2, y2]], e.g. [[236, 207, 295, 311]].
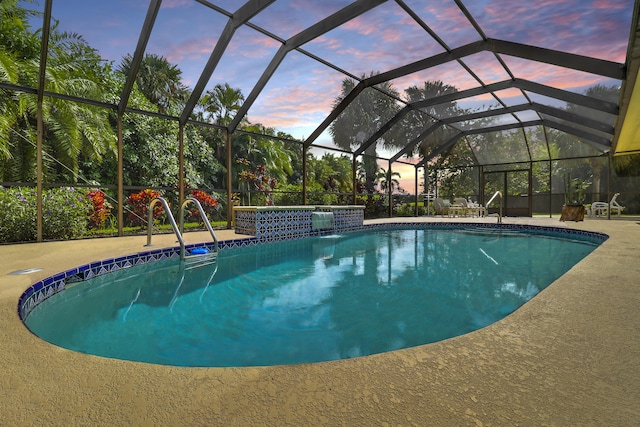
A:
[[146, 197, 186, 257], [145, 197, 219, 260], [486, 191, 503, 223], [180, 197, 219, 253]]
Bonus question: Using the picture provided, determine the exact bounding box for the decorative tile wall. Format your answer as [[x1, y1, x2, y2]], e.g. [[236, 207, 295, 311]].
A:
[[235, 207, 365, 241], [234, 209, 257, 235], [316, 207, 364, 231], [255, 209, 314, 241]]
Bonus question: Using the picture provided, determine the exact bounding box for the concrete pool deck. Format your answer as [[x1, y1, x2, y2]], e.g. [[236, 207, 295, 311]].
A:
[[0, 217, 638, 426]]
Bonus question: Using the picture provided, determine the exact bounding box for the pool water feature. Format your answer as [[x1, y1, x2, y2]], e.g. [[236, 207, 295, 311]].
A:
[[23, 226, 603, 367]]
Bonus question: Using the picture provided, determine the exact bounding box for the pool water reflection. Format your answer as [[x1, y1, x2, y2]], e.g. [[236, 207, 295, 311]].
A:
[[24, 227, 599, 367]]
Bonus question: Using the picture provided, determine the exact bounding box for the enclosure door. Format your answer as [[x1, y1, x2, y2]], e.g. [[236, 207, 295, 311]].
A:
[[483, 169, 532, 217]]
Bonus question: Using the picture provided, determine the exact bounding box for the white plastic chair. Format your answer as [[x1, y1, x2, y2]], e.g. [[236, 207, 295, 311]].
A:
[[591, 193, 624, 217]]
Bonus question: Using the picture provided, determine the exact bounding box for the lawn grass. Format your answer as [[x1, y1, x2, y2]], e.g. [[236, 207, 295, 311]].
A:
[[85, 221, 228, 238]]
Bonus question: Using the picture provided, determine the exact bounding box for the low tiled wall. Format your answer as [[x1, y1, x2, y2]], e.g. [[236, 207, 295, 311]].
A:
[[234, 205, 365, 241], [316, 206, 365, 231], [234, 206, 314, 240]]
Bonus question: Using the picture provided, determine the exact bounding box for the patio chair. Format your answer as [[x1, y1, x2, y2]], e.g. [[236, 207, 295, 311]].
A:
[[450, 197, 486, 217], [433, 198, 450, 216], [590, 193, 625, 217], [465, 199, 486, 217], [447, 197, 467, 217]]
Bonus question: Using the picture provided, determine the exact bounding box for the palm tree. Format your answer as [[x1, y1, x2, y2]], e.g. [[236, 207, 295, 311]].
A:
[[0, 0, 38, 163], [330, 73, 401, 194], [45, 31, 116, 178], [236, 123, 293, 184], [119, 53, 188, 114], [0, 50, 19, 160], [406, 81, 481, 195], [402, 81, 469, 160], [0, 3, 115, 182], [200, 83, 245, 127], [197, 83, 246, 186], [376, 167, 401, 193]]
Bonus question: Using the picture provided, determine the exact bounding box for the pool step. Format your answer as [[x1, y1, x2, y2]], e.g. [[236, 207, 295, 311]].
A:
[[183, 251, 217, 270]]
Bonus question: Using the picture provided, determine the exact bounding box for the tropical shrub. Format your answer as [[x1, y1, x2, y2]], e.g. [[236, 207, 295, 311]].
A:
[[237, 158, 278, 206], [306, 181, 339, 205], [272, 182, 338, 206], [395, 203, 426, 217], [87, 189, 113, 229], [0, 186, 92, 242], [42, 187, 92, 239], [126, 189, 163, 227], [187, 189, 219, 222], [0, 187, 37, 242], [356, 194, 387, 218], [272, 183, 303, 205]]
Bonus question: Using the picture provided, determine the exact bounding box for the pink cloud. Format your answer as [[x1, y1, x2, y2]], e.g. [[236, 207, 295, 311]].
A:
[[419, 2, 481, 46], [379, 27, 403, 43], [593, 0, 628, 9], [390, 61, 480, 93], [311, 30, 442, 77], [341, 14, 380, 36], [468, 0, 632, 62], [160, 0, 191, 9], [253, 84, 335, 118], [551, 12, 582, 26], [502, 55, 613, 90], [462, 52, 512, 84], [245, 65, 345, 131], [251, 0, 367, 40], [482, 2, 528, 25], [309, 35, 344, 52], [295, 1, 453, 77], [164, 38, 216, 63], [227, 31, 282, 59], [153, 0, 629, 140], [426, 3, 471, 24], [466, 93, 499, 103], [493, 88, 526, 101]]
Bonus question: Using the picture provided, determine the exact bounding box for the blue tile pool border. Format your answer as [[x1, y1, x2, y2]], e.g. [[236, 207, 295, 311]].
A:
[[17, 223, 608, 321]]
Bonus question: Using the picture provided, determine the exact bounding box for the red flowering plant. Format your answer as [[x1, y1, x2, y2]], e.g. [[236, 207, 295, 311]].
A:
[[86, 189, 113, 229], [236, 158, 278, 206], [187, 189, 219, 223], [126, 189, 163, 227]]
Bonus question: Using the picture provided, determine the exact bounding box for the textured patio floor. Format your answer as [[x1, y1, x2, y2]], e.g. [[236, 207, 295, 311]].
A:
[[1, 217, 638, 426]]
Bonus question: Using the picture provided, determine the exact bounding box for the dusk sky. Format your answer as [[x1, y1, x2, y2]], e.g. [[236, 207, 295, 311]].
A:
[[28, 0, 635, 192]]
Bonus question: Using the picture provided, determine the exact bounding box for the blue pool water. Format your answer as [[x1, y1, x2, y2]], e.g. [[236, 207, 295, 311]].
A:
[[24, 227, 600, 367]]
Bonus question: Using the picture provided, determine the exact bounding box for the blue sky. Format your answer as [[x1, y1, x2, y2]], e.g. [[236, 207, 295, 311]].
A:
[[26, 0, 636, 191]]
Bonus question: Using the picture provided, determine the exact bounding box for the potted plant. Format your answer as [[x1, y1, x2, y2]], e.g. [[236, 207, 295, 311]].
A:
[[565, 176, 591, 206], [561, 175, 591, 221]]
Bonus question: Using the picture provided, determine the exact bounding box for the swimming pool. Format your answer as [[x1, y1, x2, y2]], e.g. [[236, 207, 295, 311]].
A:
[[20, 224, 605, 367]]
